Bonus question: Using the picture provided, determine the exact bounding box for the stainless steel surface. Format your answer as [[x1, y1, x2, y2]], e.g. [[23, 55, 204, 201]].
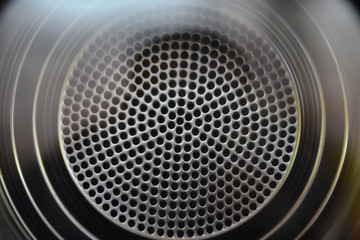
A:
[[59, 6, 299, 238], [0, 0, 359, 239]]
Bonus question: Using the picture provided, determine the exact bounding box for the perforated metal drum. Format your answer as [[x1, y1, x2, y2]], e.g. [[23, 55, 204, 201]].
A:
[[0, 1, 359, 240], [59, 6, 299, 239]]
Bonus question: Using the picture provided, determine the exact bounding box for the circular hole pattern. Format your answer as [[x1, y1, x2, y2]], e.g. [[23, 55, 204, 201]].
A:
[[60, 6, 299, 239]]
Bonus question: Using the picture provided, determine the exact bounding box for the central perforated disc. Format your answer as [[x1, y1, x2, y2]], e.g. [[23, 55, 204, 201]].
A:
[[59, 6, 299, 239]]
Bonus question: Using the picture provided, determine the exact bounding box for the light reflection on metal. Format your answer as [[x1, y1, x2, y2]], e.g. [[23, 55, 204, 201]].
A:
[[0, 0, 359, 239]]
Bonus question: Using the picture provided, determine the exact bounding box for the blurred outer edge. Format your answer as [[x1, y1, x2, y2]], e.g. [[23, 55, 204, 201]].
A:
[[350, 0, 360, 12], [0, 184, 28, 239], [0, 1, 58, 239], [0, 1, 31, 239], [299, 0, 360, 239]]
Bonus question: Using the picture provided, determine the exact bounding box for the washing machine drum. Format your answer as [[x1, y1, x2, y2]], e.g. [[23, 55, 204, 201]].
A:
[[0, 1, 359, 239]]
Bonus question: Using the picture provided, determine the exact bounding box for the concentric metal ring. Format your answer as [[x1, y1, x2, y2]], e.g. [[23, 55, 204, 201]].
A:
[[59, 6, 299, 239], [1, 0, 356, 240]]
